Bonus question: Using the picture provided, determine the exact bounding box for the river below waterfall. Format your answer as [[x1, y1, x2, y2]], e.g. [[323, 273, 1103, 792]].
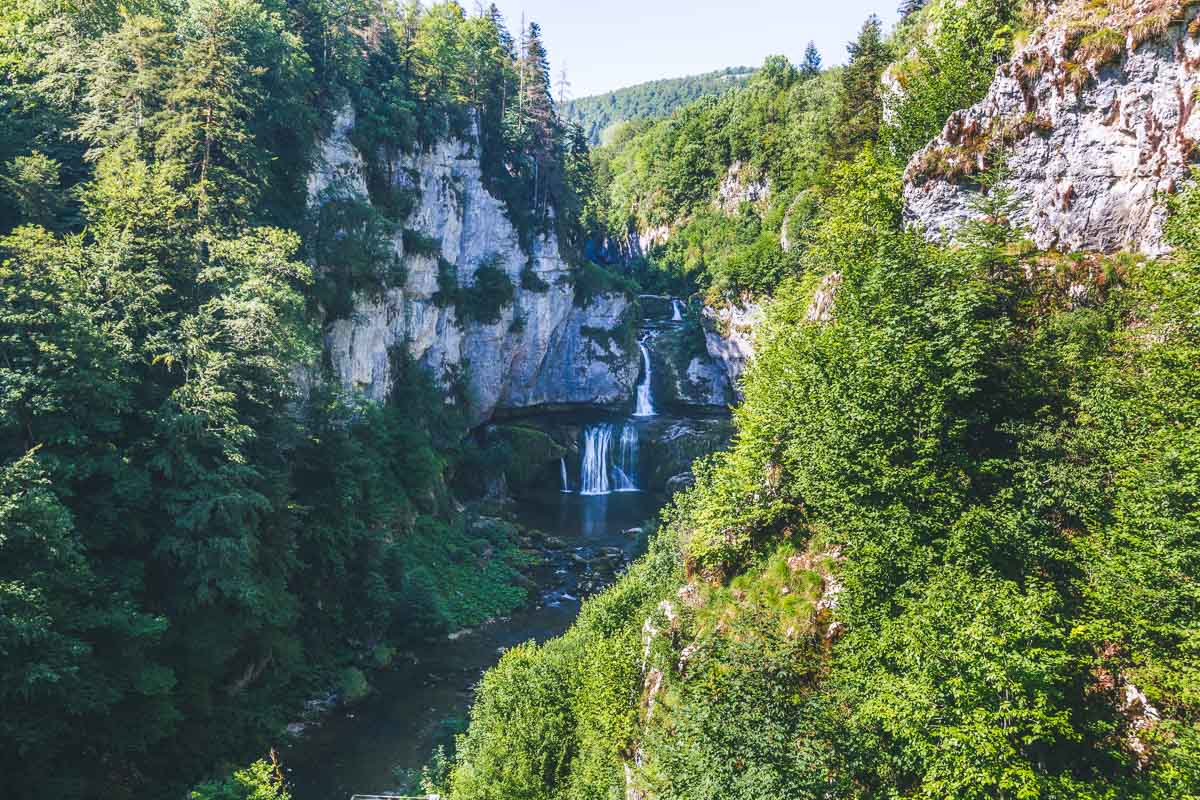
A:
[[283, 486, 665, 800], [284, 296, 730, 799]]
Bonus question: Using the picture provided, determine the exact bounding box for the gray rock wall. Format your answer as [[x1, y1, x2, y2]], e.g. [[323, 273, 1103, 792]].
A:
[[312, 106, 638, 424], [702, 301, 763, 398], [905, 4, 1200, 255]]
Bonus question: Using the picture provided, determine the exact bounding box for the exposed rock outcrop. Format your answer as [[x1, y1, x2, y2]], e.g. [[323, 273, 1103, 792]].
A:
[[715, 161, 771, 214], [806, 273, 842, 323], [312, 106, 638, 423], [702, 301, 763, 396], [905, 0, 1200, 255], [648, 325, 734, 410]]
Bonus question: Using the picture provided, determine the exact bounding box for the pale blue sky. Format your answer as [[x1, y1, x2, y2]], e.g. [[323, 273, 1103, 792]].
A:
[[488, 1, 901, 98]]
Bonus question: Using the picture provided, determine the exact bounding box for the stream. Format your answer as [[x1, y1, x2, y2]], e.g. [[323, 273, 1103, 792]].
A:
[[284, 297, 723, 800], [284, 487, 663, 800]]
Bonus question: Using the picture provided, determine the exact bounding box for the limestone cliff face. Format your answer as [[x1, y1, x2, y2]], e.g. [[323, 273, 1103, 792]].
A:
[[905, 0, 1200, 254], [702, 301, 763, 398], [312, 106, 638, 423], [714, 161, 771, 214]]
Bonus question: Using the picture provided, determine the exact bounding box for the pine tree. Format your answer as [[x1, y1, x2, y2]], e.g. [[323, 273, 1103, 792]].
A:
[[899, 0, 928, 19], [832, 15, 890, 159], [800, 41, 822, 79], [157, 3, 269, 227], [78, 14, 176, 161]]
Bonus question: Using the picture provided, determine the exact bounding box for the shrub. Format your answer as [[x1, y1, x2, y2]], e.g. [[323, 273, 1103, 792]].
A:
[[571, 259, 638, 307], [521, 262, 551, 292], [458, 256, 516, 325], [403, 228, 443, 258], [312, 196, 404, 319], [337, 667, 371, 704]]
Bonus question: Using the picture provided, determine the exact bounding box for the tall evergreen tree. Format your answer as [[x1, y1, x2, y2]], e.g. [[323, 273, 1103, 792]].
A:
[[832, 15, 890, 159], [800, 40, 822, 79]]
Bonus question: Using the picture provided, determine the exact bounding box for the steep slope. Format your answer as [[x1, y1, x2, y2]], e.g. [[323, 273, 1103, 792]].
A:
[[443, 4, 1200, 799], [906, 0, 1200, 253]]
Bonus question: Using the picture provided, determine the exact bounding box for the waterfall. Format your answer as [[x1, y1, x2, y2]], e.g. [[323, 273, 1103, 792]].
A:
[[560, 457, 572, 493], [613, 425, 639, 492], [634, 339, 655, 417], [672, 299, 684, 321], [580, 424, 613, 496]]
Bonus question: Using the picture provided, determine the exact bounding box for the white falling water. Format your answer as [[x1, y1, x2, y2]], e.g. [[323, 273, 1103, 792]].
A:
[[634, 339, 655, 417], [613, 425, 639, 492], [580, 424, 613, 496], [672, 299, 684, 321], [560, 457, 572, 493]]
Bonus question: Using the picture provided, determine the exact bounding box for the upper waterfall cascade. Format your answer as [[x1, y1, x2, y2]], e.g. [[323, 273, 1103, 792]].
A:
[[634, 339, 655, 418]]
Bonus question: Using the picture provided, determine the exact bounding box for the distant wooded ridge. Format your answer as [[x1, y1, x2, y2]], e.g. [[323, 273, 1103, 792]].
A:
[[563, 66, 757, 145]]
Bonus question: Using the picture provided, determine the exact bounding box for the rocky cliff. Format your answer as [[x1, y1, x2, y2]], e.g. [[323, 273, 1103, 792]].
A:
[[905, 0, 1200, 254], [310, 106, 638, 424], [702, 301, 762, 397]]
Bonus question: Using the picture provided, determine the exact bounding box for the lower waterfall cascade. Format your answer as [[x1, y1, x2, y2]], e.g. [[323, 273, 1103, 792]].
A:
[[577, 423, 641, 496], [580, 424, 614, 496], [614, 424, 639, 492]]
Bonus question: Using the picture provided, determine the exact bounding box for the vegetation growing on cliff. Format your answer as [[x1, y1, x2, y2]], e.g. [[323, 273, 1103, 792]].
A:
[[586, 0, 1025, 303]]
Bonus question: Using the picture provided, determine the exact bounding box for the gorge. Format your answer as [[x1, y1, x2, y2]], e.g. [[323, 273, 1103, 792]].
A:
[[3, 1, 1200, 799], [287, 296, 732, 799]]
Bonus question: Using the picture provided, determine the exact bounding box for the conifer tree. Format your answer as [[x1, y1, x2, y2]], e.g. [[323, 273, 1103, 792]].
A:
[[800, 41, 822, 79], [832, 15, 890, 159]]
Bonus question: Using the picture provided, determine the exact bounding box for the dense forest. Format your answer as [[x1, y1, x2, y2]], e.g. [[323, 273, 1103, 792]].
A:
[[4, 0, 1200, 798], [562, 66, 757, 146], [444, 0, 1200, 798], [0, 1, 603, 798]]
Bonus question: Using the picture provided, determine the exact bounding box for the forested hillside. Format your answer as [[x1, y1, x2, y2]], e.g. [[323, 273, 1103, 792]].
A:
[[0, 2, 602, 798], [562, 66, 758, 145], [446, 0, 1200, 797]]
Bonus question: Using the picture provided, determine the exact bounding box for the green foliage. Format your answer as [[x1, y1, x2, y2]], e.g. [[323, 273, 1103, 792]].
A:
[[431, 254, 518, 325], [521, 262, 552, 292], [571, 258, 639, 307], [589, 51, 842, 299], [313, 196, 404, 318], [831, 15, 891, 160], [403, 227, 444, 258], [0, 2, 577, 797], [453, 140, 1200, 798], [458, 257, 516, 325], [190, 757, 291, 800], [337, 666, 371, 703], [1, 150, 65, 227], [451, 525, 684, 800], [563, 66, 757, 145], [884, 0, 1022, 161]]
